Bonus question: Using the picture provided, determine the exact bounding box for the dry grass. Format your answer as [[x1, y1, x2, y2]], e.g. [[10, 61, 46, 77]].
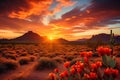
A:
[[29, 55, 37, 61], [19, 57, 30, 65], [52, 56, 64, 63], [0, 58, 19, 73], [35, 57, 57, 70]]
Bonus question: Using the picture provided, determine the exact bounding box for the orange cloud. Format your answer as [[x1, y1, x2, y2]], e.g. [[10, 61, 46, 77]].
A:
[[8, 0, 53, 19]]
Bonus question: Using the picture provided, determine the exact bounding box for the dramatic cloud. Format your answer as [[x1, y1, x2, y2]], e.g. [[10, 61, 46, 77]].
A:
[[0, 0, 75, 19], [50, 0, 120, 34], [0, 0, 53, 19], [0, 0, 120, 40]]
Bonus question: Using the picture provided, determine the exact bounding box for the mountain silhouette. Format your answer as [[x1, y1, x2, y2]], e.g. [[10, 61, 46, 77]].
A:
[[0, 31, 44, 43], [0, 31, 119, 44], [89, 33, 120, 44], [54, 38, 69, 43], [0, 31, 68, 43], [70, 33, 120, 44], [11, 31, 44, 43]]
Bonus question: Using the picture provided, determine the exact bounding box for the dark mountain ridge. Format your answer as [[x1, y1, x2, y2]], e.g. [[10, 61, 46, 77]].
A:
[[89, 33, 120, 44], [0, 31, 120, 44], [11, 31, 44, 43]]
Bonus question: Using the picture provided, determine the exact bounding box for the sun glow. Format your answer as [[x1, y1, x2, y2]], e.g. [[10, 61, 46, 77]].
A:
[[48, 35, 54, 41], [49, 36, 53, 40]]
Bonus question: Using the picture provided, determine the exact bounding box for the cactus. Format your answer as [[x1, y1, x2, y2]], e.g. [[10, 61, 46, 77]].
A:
[[110, 30, 115, 55]]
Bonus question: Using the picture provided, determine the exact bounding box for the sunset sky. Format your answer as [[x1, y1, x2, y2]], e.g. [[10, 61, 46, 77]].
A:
[[0, 0, 120, 40]]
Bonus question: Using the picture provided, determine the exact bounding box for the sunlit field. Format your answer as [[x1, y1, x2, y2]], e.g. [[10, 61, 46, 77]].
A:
[[0, 43, 120, 80]]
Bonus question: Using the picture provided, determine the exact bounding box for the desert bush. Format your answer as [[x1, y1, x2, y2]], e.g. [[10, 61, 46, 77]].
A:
[[29, 55, 37, 61], [19, 57, 30, 65], [35, 57, 57, 70], [0, 58, 7, 73], [0, 58, 19, 73], [19, 53, 28, 56], [52, 56, 63, 63], [0, 64, 6, 73], [70, 58, 81, 66], [45, 53, 57, 58], [3, 53, 17, 60], [64, 55, 74, 61], [3, 59, 19, 70], [92, 52, 99, 57]]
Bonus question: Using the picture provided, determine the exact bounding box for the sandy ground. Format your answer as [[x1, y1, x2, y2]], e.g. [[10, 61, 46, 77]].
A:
[[0, 62, 36, 80]]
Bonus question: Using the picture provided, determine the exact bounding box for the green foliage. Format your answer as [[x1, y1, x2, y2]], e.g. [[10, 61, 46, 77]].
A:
[[102, 55, 116, 68]]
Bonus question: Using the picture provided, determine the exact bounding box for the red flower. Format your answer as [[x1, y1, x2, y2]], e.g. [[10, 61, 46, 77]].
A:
[[91, 63, 97, 70], [84, 57, 88, 63], [90, 72, 97, 79], [54, 68, 59, 73], [104, 48, 111, 56], [96, 61, 102, 68], [112, 69, 119, 77], [60, 72, 65, 78], [104, 68, 111, 75], [71, 65, 76, 69], [97, 47, 111, 56], [75, 61, 81, 65], [74, 62, 84, 72], [49, 72, 56, 80], [84, 73, 90, 79], [80, 62, 84, 69], [77, 68, 82, 73], [64, 61, 70, 68], [80, 52, 86, 57], [87, 51, 92, 57], [70, 68, 75, 74], [80, 51, 92, 58], [60, 71, 68, 78]]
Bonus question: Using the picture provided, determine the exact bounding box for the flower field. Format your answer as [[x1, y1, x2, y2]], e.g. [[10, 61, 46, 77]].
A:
[[0, 43, 120, 80]]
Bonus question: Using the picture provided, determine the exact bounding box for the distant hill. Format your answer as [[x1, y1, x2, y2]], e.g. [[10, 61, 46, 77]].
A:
[[0, 31, 120, 44], [0, 31, 44, 43], [10, 31, 44, 43], [54, 38, 69, 43], [89, 33, 120, 44], [69, 33, 120, 44]]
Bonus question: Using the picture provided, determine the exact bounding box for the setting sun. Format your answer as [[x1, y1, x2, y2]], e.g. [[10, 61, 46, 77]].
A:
[[48, 36, 54, 41], [49, 36, 53, 40]]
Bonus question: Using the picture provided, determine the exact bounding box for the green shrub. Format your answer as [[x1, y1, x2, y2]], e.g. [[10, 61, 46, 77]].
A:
[[35, 57, 57, 70]]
